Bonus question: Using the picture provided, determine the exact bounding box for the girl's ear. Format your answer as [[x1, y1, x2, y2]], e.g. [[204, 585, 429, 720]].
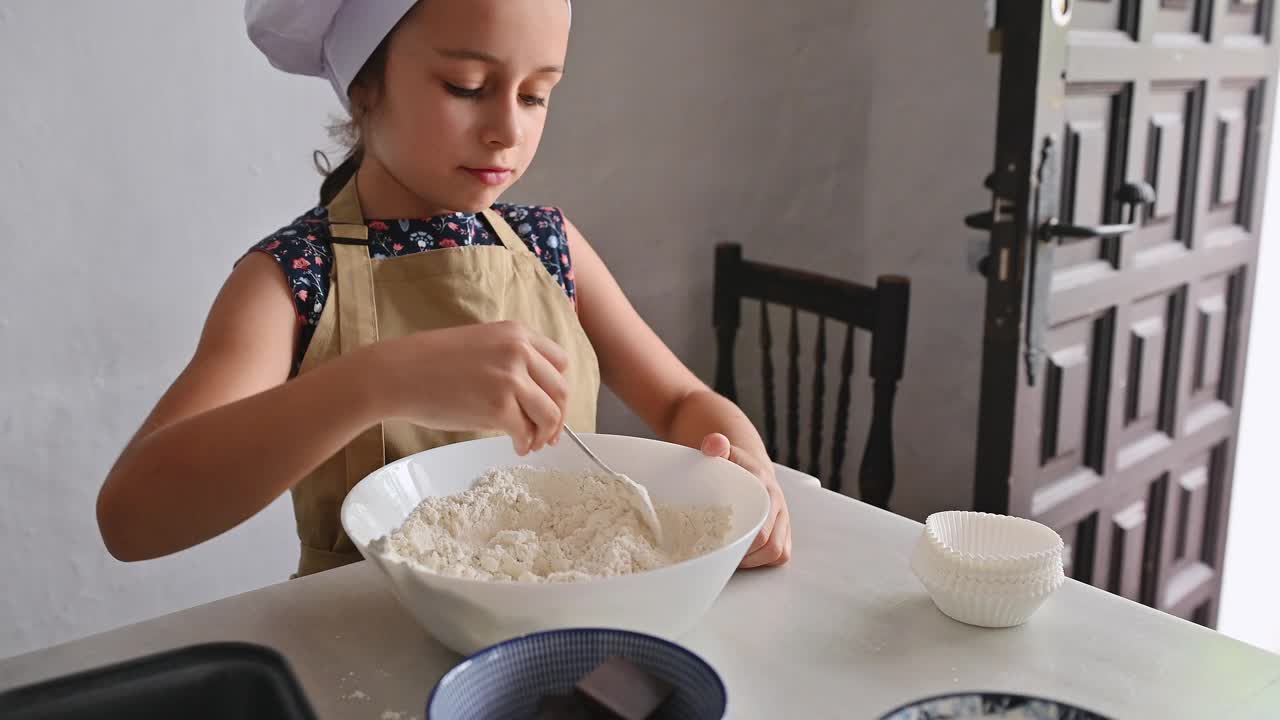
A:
[[348, 84, 372, 122]]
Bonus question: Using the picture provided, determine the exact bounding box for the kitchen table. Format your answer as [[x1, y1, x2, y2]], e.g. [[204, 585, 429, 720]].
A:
[[2, 466, 1278, 719]]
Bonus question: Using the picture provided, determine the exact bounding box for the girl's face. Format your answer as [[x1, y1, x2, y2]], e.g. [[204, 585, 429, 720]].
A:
[[356, 0, 571, 216]]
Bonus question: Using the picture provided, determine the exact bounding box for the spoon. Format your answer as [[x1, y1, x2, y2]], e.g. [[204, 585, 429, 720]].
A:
[[560, 425, 664, 545]]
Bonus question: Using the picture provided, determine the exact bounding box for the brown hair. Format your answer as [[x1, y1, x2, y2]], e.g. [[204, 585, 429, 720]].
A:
[[316, 6, 417, 206]]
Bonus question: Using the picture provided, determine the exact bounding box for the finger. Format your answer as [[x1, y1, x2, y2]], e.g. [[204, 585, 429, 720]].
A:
[[745, 481, 781, 556], [524, 351, 569, 448], [700, 433, 732, 458], [502, 399, 539, 456], [527, 332, 570, 374], [780, 507, 793, 563], [730, 446, 777, 551], [514, 380, 561, 453], [742, 498, 791, 568], [767, 503, 793, 566], [774, 502, 793, 564], [727, 443, 767, 475]]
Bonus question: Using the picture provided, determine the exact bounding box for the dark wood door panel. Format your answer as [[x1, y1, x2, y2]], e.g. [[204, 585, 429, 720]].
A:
[[1110, 288, 1185, 474], [975, 0, 1277, 627], [1013, 310, 1116, 521], [1057, 84, 1130, 281], [1198, 79, 1265, 241], [1216, 0, 1273, 39], [1151, 0, 1212, 40], [1179, 267, 1246, 438], [1154, 441, 1229, 621], [1039, 319, 1103, 472], [1071, 0, 1138, 37], [1092, 473, 1167, 604], [1054, 512, 1100, 584], [1131, 81, 1203, 267]]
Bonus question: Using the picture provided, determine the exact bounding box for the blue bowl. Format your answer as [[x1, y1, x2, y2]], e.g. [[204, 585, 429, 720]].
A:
[[427, 628, 727, 719]]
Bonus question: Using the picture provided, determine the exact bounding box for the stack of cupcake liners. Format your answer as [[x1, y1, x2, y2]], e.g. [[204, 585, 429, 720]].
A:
[[910, 511, 1066, 628]]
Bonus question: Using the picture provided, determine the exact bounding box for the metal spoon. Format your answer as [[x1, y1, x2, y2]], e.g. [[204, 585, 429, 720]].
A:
[[561, 425, 664, 545]]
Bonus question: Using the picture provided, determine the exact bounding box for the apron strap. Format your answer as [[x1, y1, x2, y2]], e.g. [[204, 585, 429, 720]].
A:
[[327, 179, 370, 244], [480, 208, 531, 255], [333, 243, 379, 354], [325, 178, 386, 492]]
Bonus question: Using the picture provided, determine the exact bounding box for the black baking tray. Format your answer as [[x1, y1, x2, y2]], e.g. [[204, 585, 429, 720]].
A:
[[0, 641, 317, 720]]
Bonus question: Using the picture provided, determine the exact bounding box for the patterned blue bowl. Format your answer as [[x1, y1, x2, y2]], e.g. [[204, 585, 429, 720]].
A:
[[427, 628, 727, 719]]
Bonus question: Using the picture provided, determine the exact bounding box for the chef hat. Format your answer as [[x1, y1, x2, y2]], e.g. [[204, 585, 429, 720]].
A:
[[245, 0, 572, 110]]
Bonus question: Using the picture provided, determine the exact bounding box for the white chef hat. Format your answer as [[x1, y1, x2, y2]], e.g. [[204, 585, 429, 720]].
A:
[[245, 0, 572, 110]]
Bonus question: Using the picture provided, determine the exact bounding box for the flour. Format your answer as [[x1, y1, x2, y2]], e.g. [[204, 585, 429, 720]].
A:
[[370, 466, 733, 582]]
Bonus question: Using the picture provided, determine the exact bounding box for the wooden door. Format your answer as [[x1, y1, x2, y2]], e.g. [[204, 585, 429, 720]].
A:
[[972, 0, 1277, 626]]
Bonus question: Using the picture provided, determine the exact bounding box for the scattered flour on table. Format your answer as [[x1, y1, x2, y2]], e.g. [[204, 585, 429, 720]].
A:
[[370, 466, 733, 582]]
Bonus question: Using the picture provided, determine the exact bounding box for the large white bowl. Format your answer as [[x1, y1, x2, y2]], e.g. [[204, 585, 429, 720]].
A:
[[341, 433, 771, 655]]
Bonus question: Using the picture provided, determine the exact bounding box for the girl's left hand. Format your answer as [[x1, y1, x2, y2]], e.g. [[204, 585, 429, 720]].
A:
[[700, 433, 792, 568]]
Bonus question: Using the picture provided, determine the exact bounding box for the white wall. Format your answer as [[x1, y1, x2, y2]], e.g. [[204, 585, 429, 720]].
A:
[[1217, 74, 1280, 655], [0, 1, 333, 657]]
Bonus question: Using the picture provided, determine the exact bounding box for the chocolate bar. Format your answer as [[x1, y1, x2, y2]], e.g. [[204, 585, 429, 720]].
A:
[[573, 655, 675, 720]]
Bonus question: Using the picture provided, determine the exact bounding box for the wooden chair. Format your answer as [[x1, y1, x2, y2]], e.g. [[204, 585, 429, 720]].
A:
[[712, 243, 909, 508]]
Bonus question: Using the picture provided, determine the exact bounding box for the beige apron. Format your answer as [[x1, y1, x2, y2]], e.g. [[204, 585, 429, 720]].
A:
[[290, 178, 600, 577]]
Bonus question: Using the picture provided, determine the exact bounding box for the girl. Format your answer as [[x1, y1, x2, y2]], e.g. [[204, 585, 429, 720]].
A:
[[96, 0, 791, 577]]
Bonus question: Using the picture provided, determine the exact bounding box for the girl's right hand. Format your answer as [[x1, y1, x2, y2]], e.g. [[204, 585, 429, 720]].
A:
[[367, 321, 571, 455]]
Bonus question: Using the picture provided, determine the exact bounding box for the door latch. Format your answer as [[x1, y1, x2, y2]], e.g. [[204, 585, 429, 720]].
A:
[[964, 172, 1015, 279]]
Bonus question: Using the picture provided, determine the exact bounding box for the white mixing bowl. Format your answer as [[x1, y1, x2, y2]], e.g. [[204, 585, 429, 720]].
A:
[[341, 433, 771, 655]]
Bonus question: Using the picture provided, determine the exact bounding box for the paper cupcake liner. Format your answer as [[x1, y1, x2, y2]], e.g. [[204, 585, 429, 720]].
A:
[[915, 562, 1064, 597], [910, 539, 1063, 588], [922, 511, 1064, 576], [918, 575, 1061, 628]]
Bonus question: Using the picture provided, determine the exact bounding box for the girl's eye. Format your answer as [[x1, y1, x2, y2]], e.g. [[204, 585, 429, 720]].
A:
[[445, 82, 547, 107], [445, 83, 482, 98]]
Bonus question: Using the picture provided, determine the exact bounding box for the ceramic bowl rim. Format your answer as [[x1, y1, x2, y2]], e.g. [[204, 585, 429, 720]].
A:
[[425, 626, 728, 717], [876, 690, 1108, 719], [342, 433, 770, 591]]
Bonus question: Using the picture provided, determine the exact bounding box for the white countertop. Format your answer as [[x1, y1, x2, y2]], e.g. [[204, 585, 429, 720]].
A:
[[2, 467, 1278, 719]]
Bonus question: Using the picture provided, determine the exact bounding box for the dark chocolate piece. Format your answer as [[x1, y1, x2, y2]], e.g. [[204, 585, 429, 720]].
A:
[[536, 692, 598, 720], [574, 655, 674, 720]]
